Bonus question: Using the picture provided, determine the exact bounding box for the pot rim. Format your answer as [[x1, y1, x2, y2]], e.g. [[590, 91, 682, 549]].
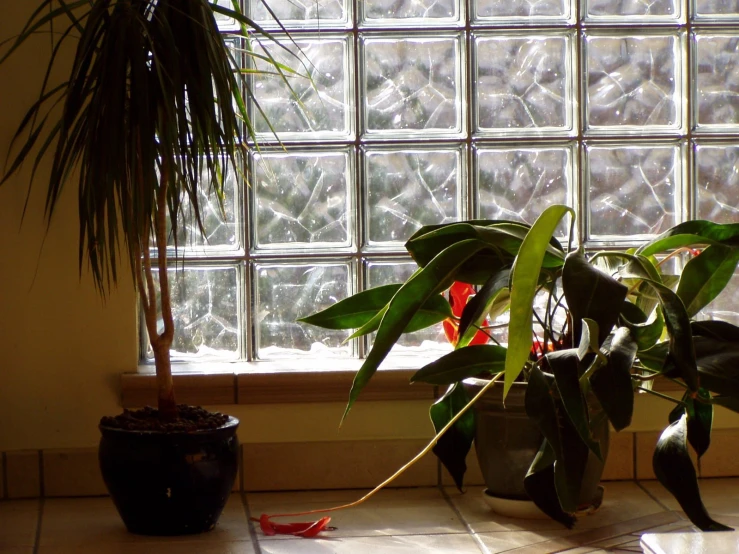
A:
[[99, 415, 239, 436]]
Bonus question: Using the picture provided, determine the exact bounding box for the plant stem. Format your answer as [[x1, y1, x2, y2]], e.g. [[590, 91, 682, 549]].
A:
[[637, 386, 685, 406], [256, 372, 505, 521]]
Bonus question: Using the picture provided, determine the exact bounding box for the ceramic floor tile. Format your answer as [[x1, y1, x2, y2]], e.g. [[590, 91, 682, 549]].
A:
[[258, 533, 483, 553], [640, 478, 739, 517], [474, 529, 572, 553], [447, 482, 665, 535], [246, 487, 467, 539], [0, 499, 40, 547], [37, 541, 256, 553], [641, 530, 739, 554], [39, 494, 251, 546]]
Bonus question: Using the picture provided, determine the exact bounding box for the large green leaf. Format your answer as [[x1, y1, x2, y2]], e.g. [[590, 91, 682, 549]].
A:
[[505, 205, 573, 397], [457, 269, 510, 348], [590, 327, 638, 431], [691, 320, 739, 342], [638, 341, 669, 373], [545, 350, 602, 458], [524, 440, 576, 529], [677, 245, 739, 317], [619, 302, 665, 352], [563, 249, 629, 344], [653, 415, 732, 531], [692, 337, 739, 398], [669, 388, 713, 458], [638, 220, 739, 257], [525, 366, 589, 514], [411, 345, 508, 385], [298, 284, 452, 333], [343, 239, 490, 421], [429, 384, 475, 492]]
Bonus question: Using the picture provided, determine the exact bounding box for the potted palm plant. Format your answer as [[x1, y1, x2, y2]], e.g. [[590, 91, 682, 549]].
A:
[[302, 205, 739, 531], [0, 0, 299, 536]]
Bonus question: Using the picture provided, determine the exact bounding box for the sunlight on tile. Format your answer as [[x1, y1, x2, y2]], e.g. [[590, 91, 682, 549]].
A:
[[258, 533, 482, 553], [640, 478, 739, 517]]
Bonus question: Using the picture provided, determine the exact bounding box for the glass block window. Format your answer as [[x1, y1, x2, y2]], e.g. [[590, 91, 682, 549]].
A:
[[146, 0, 739, 362]]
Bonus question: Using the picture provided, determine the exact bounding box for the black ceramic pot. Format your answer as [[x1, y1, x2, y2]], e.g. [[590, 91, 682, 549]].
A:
[[98, 416, 239, 536], [462, 378, 607, 507]]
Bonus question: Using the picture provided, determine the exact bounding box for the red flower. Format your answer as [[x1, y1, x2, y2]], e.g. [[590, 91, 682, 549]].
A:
[[443, 281, 489, 346]]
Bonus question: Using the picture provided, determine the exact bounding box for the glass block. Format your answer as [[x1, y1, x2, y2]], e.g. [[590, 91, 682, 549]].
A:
[[213, 0, 239, 30], [248, 0, 348, 27], [366, 260, 450, 351], [695, 144, 739, 223], [474, 0, 572, 22], [694, 35, 739, 129], [255, 263, 353, 358], [362, 0, 461, 25], [363, 35, 463, 137], [164, 161, 240, 252], [587, 144, 681, 239], [704, 272, 739, 324], [694, 0, 739, 20], [252, 35, 352, 139], [477, 146, 573, 228], [253, 150, 353, 249], [585, 34, 682, 132], [365, 147, 463, 245], [475, 34, 574, 135], [585, 0, 679, 21], [147, 266, 241, 361]]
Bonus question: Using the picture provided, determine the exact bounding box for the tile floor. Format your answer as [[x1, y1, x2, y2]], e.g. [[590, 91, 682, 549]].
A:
[[1, 479, 739, 553]]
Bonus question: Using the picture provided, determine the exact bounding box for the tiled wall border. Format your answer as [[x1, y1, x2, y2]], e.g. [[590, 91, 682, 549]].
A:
[[3, 431, 738, 499]]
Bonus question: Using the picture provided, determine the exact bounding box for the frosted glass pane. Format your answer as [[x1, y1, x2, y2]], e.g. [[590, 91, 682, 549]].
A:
[[249, 0, 347, 26], [253, 37, 351, 138], [586, 35, 681, 131], [695, 0, 739, 18], [696, 144, 739, 223], [254, 150, 352, 248], [256, 263, 353, 358], [148, 267, 240, 360], [366, 148, 462, 244], [477, 147, 572, 226], [363, 36, 463, 136], [587, 144, 680, 238], [475, 35, 573, 133], [585, 0, 677, 19], [474, 0, 570, 19], [363, 0, 459, 23], [367, 261, 450, 350], [695, 35, 739, 128]]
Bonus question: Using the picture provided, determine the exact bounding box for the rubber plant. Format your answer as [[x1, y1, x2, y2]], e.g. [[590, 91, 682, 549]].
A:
[[302, 205, 739, 531], [0, 0, 299, 421]]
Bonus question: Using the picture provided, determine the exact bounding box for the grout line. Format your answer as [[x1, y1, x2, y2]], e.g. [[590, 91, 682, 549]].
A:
[[438, 486, 491, 554], [240, 490, 263, 554], [32, 497, 44, 554], [636, 480, 672, 513], [38, 450, 45, 498]]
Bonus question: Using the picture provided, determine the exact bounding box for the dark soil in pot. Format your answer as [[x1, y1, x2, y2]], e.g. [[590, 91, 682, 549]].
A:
[[99, 405, 239, 536], [463, 378, 607, 510]]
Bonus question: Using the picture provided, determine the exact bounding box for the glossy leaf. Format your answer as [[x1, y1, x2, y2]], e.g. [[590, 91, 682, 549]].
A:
[[505, 205, 573, 397], [589, 327, 637, 431], [677, 245, 739, 317], [563, 249, 629, 345], [692, 337, 739, 398], [619, 302, 665, 352], [430, 384, 475, 491], [546, 350, 602, 459], [638, 341, 669, 373], [653, 415, 732, 531], [299, 284, 452, 335], [638, 220, 739, 257], [457, 269, 510, 348], [670, 388, 713, 458], [524, 440, 576, 529], [577, 318, 600, 361], [691, 320, 739, 342], [343, 239, 489, 422], [411, 345, 507, 385], [525, 366, 589, 514]]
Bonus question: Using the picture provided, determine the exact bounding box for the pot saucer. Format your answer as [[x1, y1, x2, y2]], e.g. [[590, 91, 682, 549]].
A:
[[482, 485, 604, 520]]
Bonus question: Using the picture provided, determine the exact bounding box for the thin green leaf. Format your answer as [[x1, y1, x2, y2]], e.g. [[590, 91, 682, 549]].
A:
[[677, 245, 739, 317], [411, 345, 508, 385], [429, 384, 475, 492], [638, 220, 739, 257], [457, 269, 510, 348]]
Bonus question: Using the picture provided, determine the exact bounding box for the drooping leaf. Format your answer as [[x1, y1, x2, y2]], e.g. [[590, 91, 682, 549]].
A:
[[638, 341, 669, 373], [563, 249, 629, 345], [619, 301, 665, 351], [692, 337, 739, 398], [411, 345, 507, 385], [429, 384, 475, 491], [525, 366, 589, 514], [677, 245, 739, 317], [457, 269, 511, 348], [343, 239, 489, 422], [577, 318, 600, 361], [653, 415, 732, 531], [524, 440, 576, 529], [638, 220, 739, 257], [505, 205, 573, 397], [545, 350, 602, 459], [298, 284, 452, 333], [691, 320, 739, 342], [589, 327, 637, 431], [670, 389, 713, 458]]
